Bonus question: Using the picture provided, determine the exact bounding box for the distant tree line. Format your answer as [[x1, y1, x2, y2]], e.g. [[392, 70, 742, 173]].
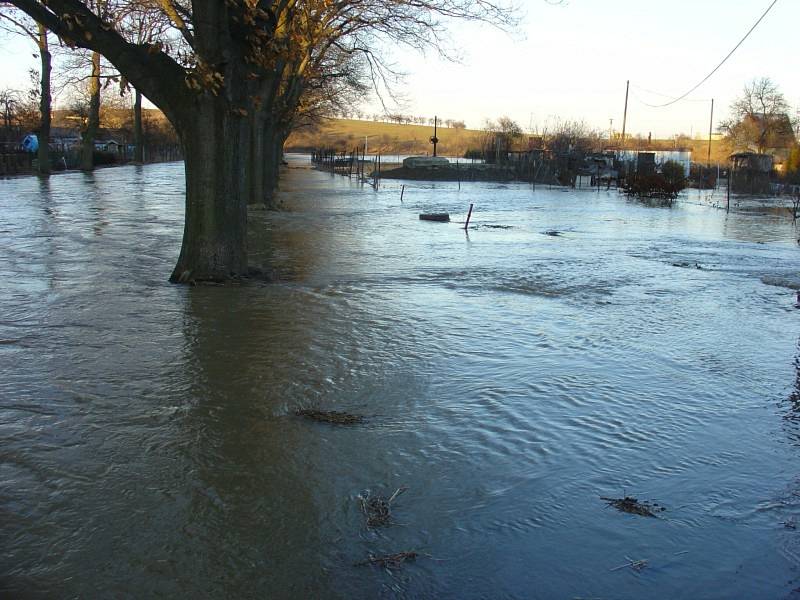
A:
[[329, 108, 467, 129]]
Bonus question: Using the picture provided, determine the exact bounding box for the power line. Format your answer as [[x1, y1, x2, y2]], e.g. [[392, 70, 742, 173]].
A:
[[630, 88, 709, 109], [642, 0, 779, 108], [630, 83, 710, 105]]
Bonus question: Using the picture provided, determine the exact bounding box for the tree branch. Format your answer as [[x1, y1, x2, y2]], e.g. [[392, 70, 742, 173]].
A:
[[8, 0, 190, 127]]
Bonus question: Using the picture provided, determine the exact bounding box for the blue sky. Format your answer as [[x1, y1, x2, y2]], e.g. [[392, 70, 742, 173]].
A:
[[0, 0, 795, 138]]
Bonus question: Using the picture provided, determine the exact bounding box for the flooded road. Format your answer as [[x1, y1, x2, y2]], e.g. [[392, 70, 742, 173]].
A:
[[3, 157, 800, 598]]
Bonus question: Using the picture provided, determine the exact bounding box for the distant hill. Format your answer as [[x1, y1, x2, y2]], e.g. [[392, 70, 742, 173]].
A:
[[285, 118, 484, 158]]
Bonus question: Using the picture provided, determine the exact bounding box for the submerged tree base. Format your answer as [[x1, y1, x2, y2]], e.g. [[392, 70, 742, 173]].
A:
[[170, 267, 278, 286]]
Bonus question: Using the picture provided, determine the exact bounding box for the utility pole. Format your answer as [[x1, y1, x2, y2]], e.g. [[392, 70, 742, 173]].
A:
[[707, 98, 714, 164], [430, 116, 439, 157], [621, 80, 629, 151]]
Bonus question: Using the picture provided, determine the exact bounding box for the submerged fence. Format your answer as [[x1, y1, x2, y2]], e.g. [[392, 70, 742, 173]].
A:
[[0, 142, 183, 177]]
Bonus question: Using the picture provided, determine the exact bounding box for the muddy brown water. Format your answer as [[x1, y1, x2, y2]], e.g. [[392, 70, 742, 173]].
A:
[[2, 157, 800, 598]]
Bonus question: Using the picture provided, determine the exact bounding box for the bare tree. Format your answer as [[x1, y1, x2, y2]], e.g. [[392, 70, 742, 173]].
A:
[[0, 7, 53, 173], [545, 118, 601, 155], [720, 77, 796, 154], [0, 88, 20, 130]]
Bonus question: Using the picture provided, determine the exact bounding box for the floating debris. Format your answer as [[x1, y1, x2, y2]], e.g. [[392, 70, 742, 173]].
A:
[[601, 496, 666, 517], [671, 261, 703, 269], [358, 486, 407, 527], [782, 517, 797, 530], [295, 409, 364, 425], [419, 213, 450, 222], [478, 224, 513, 229], [543, 230, 562, 236], [610, 555, 649, 572], [355, 551, 418, 569]]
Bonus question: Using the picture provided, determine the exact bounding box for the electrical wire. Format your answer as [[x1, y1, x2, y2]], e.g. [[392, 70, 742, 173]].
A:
[[630, 84, 710, 108], [640, 0, 779, 108], [631, 89, 710, 109]]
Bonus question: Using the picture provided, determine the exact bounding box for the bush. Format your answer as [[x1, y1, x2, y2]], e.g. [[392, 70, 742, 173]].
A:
[[661, 160, 686, 189]]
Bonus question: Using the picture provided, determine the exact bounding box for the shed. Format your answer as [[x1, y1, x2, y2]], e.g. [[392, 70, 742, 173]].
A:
[[730, 152, 773, 194]]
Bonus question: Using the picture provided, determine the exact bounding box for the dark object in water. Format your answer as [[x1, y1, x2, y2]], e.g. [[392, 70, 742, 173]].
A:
[[601, 496, 665, 517], [295, 409, 364, 425], [359, 486, 407, 527], [419, 213, 450, 222], [671, 261, 703, 269], [543, 230, 562, 236], [610, 556, 649, 572], [355, 551, 418, 569]]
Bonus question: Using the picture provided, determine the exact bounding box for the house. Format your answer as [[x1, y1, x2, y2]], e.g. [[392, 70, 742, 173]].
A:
[[94, 139, 121, 152], [49, 126, 82, 148]]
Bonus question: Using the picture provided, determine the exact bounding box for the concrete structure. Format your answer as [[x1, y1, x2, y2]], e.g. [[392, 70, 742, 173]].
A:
[[403, 156, 450, 169]]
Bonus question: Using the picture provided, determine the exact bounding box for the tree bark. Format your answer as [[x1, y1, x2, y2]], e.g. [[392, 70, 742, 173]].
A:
[[247, 113, 265, 208], [133, 88, 143, 163], [262, 128, 285, 209], [169, 96, 250, 283], [36, 23, 50, 176], [81, 50, 101, 171]]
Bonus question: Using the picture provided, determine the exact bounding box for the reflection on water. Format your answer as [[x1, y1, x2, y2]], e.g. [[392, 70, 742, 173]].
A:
[[2, 158, 800, 598]]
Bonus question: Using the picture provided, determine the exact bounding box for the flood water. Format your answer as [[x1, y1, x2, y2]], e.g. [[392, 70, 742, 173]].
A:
[[3, 156, 800, 599]]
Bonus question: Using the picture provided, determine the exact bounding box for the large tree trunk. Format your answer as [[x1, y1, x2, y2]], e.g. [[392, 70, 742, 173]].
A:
[[248, 117, 285, 210], [263, 129, 285, 209], [133, 88, 144, 163], [80, 50, 101, 171], [247, 113, 265, 209], [169, 97, 250, 283], [36, 23, 51, 176]]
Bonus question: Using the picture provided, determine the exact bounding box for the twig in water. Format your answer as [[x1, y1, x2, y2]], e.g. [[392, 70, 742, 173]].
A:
[[355, 550, 418, 569], [610, 556, 648, 572]]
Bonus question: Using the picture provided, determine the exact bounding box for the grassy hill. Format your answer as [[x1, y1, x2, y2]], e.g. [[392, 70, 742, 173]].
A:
[[285, 118, 484, 157]]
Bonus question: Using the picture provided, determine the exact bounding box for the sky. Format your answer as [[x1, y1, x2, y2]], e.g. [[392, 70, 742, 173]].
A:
[[368, 0, 799, 137], [0, 0, 796, 138]]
